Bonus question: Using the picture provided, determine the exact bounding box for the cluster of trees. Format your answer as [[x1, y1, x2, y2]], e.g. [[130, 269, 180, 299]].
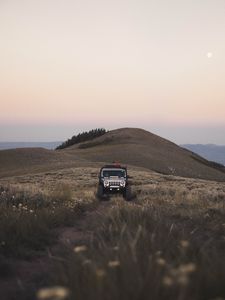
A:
[[56, 128, 107, 150]]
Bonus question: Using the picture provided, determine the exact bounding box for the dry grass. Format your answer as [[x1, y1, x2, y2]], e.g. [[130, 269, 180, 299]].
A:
[[35, 168, 225, 300], [0, 148, 100, 178], [0, 181, 97, 259], [1, 167, 225, 300]]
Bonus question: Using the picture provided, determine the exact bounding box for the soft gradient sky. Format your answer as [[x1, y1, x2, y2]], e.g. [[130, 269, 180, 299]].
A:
[[1, 0, 225, 143]]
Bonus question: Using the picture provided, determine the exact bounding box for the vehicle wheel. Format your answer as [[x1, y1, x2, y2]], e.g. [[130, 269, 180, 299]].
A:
[[123, 185, 132, 201], [97, 184, 104, 200]]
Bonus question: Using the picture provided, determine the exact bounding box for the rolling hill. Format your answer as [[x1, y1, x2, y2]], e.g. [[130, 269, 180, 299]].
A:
[[1, 128, 225, 181], [63, 128, 225, 181], [0, 141, 62, 150], [0, 147, 96, 178]]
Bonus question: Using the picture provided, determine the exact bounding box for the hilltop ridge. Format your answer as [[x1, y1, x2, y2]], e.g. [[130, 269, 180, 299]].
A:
[[1, 127, 225, 181], [63, 127, 225, 181]]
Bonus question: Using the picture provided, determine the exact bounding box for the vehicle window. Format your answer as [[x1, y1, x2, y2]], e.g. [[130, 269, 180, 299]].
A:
[[102, 170, 125, 177]]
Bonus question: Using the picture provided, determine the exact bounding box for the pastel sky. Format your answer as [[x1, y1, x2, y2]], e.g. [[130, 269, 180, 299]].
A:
[[1, 0, 225, 143]]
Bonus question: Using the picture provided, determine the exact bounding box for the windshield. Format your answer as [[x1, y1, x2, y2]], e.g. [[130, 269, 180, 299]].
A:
[[102, 169, 125, 178]]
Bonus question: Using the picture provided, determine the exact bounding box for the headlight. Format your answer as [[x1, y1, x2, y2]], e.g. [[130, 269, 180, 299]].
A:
[[120, 180, 125, 187], [104, 180, 109, 187]]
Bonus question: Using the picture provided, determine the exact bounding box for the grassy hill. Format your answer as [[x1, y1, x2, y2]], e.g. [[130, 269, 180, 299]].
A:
[[0, 147, 97, 178], [0, 148, 63, 178], [63, 128, 225, 181], [1, 128, 225, 181], [0, 141, 62, 150]]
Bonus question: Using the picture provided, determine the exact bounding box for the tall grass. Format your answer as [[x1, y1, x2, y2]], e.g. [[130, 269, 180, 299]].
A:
[[0, 184, 96, 258], [1, 168, 225, 300], [50, 194, 225, 300]]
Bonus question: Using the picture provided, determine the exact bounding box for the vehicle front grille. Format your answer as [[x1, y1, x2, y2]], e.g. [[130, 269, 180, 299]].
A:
[[109, 181, 120, 186]]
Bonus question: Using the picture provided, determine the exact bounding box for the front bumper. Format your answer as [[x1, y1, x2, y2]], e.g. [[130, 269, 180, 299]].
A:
[[104, 186, 126, 193]]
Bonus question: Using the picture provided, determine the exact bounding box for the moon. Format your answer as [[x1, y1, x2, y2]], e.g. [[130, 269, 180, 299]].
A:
[[207, 52, 213, 58]]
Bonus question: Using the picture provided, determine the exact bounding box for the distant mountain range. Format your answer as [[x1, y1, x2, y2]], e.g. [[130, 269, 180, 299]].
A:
[[181, 144, 225, 166], [0, 142, 62, 150]]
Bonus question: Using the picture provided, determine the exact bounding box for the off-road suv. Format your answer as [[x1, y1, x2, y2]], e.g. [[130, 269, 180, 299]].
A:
[[97, 164, 132, 200]]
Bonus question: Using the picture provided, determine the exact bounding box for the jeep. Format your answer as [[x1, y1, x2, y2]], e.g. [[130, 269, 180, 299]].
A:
[[97, 164, 132, 200]]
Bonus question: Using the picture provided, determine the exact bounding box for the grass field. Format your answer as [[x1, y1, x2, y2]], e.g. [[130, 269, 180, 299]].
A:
[[1, 167, 225, 300]]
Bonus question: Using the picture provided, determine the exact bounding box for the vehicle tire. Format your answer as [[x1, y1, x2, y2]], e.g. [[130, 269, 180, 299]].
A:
[[97, 184, 104, 200], [123, 185, 132, 201]]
